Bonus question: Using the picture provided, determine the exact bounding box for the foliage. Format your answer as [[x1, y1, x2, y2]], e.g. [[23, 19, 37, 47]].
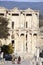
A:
[[1, 44, 14, 54], [8, 44, 14, 54], [0, 17, 10, 39]]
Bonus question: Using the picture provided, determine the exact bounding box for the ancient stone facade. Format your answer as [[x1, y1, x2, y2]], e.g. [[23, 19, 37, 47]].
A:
[[0, 7, 39, 58]]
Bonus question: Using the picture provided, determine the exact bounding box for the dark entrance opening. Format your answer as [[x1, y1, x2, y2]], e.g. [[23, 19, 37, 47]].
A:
[[39, 50, 43, 58], [12, 40, 14, 45]]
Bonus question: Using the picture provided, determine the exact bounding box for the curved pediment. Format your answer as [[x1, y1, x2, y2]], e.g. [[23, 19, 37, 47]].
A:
[[25, 8, 34, 12]]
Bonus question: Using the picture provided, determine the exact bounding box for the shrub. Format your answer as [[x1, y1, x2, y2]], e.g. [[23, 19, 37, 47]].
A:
[[1, 44, 14, 55]]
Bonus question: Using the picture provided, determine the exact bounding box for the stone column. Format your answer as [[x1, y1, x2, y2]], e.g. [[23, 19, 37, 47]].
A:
[[24, 13, 26, 28], [27, 32, 32, 53], [31, 33, 33, 54], [23, 34, 26, 53], [36, 47, 40, 61]]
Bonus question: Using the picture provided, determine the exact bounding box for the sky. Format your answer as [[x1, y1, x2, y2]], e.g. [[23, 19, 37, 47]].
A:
[[0, 0, 43, 2]]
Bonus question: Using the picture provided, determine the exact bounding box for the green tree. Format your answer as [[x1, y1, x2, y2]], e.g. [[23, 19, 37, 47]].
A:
[[0, 17, 9, 39], [1, 45, 9, 54], [1, 44, 14, 54], [8, 44, 14, 54]]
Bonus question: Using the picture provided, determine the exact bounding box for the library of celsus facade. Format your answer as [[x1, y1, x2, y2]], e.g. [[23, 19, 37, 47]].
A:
[[0, 7, 39, 58]]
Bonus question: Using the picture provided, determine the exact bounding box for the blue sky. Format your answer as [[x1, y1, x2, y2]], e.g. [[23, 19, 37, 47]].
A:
[[0, 0, 43, 2]]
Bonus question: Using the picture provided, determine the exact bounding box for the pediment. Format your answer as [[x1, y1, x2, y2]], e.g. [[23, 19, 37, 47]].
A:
[[25, 8, 34, 12], [11, 7, 20, 12], [0, 6, 7, 11]]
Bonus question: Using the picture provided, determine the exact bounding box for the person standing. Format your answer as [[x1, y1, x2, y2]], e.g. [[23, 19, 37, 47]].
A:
[[17, 56, 21, 64]]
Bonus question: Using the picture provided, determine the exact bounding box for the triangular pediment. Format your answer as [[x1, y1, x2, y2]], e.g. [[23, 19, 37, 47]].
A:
[[0, 6, 7, 11], [11, 7, 19, 12]]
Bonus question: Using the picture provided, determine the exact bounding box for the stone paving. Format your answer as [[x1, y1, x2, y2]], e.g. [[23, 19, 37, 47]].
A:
[[0, 57, 42, 65], [0, 58, 30, 65]]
